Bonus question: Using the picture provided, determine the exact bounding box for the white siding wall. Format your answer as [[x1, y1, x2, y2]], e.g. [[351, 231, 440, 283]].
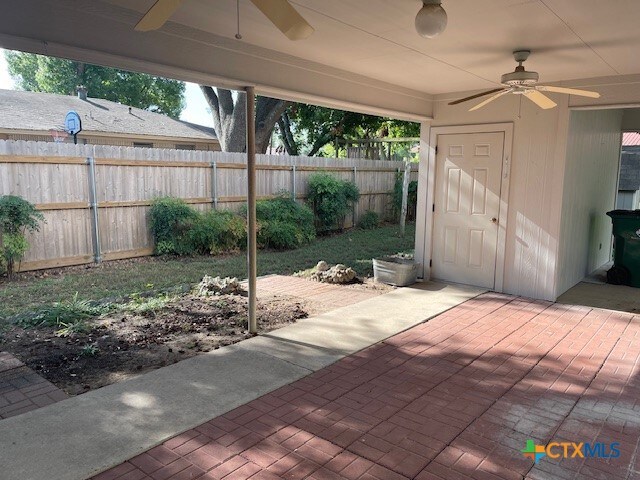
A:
[[617, 190, 639, 210], [420, 94, 570, 301], [556, 110, 623, 295]]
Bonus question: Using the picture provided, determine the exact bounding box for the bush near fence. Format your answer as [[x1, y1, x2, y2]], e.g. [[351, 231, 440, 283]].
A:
[[0, 140, 418, 272]]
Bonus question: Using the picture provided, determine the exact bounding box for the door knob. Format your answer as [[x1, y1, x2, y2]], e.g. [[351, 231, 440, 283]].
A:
[[491, 217, 498, 224]]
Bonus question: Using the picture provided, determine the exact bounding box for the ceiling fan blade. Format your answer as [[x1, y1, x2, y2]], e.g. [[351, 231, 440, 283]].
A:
[[469, 89, 512, 111], [523, 90, 557, 109], [448, 88, 506, 106], [537, 85, 601, 99], [250, 0, 314, 40], [135, 0, 185, 31]]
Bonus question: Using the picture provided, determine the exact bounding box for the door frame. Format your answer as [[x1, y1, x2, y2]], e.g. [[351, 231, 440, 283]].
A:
[[421, 123, 513, 292]]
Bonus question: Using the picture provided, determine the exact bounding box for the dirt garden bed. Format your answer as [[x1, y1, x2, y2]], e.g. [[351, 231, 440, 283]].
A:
[[0, 274, 393, 396], [0, 293, 308, 395]]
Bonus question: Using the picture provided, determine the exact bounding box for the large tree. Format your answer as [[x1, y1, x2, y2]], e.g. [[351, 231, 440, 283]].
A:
[[200, 86, 290, 153], [277, 104, 420, 157], [198, 86, 419, 156], [5, 52, 185, 118]]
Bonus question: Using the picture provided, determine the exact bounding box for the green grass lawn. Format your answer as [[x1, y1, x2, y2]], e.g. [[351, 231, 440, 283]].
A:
[[0, 224, 415, 319]]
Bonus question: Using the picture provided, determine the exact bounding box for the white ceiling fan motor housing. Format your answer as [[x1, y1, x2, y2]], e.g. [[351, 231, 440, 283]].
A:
[[501, 49, 538, 88]]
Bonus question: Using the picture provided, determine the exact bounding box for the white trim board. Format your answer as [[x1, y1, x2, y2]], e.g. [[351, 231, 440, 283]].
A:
[[417, 123, 514, 293]]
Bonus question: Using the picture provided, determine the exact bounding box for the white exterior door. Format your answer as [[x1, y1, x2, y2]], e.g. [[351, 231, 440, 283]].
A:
[[431, 132, 505, 289]]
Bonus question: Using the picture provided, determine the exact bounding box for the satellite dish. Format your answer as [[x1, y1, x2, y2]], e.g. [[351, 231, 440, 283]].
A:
[[65, 111, 82, 144]]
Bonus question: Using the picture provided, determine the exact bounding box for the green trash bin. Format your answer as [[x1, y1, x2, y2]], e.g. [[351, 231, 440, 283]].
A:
[[606, 210, 640, 287]]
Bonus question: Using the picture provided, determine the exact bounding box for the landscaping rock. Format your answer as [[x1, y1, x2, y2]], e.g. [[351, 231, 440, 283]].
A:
[[316, 260, 330, 272], [310, 263, 357, 284], [196, 276, 244, 296]]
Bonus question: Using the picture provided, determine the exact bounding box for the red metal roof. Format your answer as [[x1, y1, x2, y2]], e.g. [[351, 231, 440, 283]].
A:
[[622, 132, 640, 146]]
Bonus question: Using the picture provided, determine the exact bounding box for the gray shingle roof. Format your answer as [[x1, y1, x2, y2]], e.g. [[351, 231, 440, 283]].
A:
[[619, 152, 640, 191], [0, 89, 217, 141]]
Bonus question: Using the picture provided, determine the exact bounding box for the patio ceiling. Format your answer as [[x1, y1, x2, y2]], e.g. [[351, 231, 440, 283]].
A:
[[2, 0, 640, 119]]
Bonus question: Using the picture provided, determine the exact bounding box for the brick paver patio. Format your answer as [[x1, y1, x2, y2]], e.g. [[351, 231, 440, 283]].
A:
[[92, 293, 640, 480], [0, 352, 68, 419], [256, 275, 382, 309]]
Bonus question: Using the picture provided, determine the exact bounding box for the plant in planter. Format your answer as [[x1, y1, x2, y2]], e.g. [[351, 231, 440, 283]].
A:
[[0, 195, 44, 277]]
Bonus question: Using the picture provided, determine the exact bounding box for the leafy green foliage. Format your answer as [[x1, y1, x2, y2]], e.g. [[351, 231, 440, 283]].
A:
[[186, 210, 246, 255], [242, 196, 316, 250], [392, 175, 418, 222], [56, 319, 92, 337], [80, 344, 100, 356], [149, 198, 199, 255], [0, 195, 44, 234], [1, 233, 28, 276], [5, 51, 185, 118], [357, 211, 380, 230], [122, 293, 175, 315], [307, 173, 360, 232], [279, 104, 420, 157], [0, 195, 44, 276], [16, 293, 110, 328]]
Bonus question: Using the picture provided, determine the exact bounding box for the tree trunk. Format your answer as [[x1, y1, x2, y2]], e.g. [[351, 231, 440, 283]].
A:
[[200, 86, 247, 152], [255, 97, 290, 153], [200, 86, 290, 153], [277, 111, 299, 155]]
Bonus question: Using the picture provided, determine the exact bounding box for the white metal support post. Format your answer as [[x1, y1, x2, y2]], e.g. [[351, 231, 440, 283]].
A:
[[245, 86, 258, 334]]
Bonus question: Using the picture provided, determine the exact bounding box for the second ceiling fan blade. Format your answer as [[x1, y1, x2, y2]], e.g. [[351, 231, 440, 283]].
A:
[[524, 90, 557, 109], [250, 0, 314, 40], [537, 86, 601, 99], [469, 89, 512, 111], [448, 88, 505, 106], [135, 0, 185, 31]]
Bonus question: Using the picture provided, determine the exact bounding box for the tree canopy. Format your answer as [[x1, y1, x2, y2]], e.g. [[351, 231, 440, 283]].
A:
[[277, 104, 420, 158], [5, 52, 185, 118]]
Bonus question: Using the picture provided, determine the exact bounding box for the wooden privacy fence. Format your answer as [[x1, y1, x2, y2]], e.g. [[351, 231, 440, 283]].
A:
[[0, 141, 418, 272]]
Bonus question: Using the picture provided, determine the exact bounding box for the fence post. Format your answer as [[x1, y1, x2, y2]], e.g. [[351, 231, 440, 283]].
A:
[[87, 156, 102, 263], [211, 160, 218, 209], [400, 158, 411, 238], [291, 164, 297, 200], [352, 166, 357, 227]]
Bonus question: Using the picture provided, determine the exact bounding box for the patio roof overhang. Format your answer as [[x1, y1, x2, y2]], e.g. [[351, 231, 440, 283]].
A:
[[5, 1, 640, 123]]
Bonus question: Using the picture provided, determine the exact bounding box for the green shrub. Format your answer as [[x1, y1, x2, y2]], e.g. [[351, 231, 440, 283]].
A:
[[0, 195, 44, 276], [357, 210, 379, 230], [392, 174, 418, 222], [243, 195, 315, 250], [149, 197, 198, 255], [17, 293, 110, 328], [307, 173, 359, 232], [186, 210, 246, 255]]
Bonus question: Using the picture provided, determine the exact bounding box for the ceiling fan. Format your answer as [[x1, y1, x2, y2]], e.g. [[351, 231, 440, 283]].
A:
[[134, 0, 314, 41], [449, 50, 601, 111]]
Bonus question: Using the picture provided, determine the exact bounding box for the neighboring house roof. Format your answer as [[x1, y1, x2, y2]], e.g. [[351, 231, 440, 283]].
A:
[[622, 132, 640, 146], [619, 152, 640, 191], [0, 89, 217, 141]]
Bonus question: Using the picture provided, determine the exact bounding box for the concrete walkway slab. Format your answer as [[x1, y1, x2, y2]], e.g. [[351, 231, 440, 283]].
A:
[[0, 281, 483, 480]]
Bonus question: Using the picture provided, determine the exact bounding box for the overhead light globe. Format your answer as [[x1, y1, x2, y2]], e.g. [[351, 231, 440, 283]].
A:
[[415, 0, 448, 38]]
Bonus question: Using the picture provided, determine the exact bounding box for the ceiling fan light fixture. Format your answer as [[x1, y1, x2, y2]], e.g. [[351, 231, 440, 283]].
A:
[[415, 0, 447, 38]]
